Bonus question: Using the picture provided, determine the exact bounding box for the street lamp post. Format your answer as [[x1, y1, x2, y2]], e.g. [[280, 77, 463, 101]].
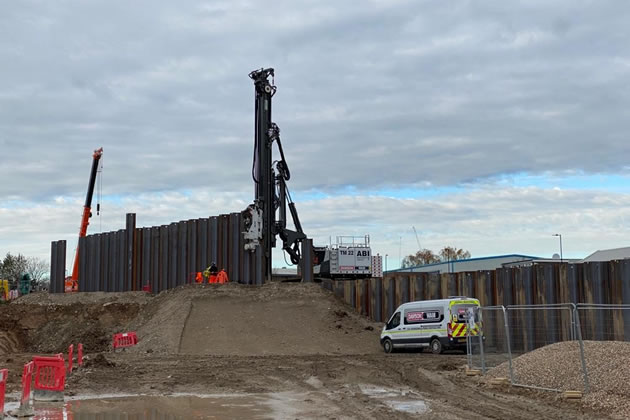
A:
[[552, 234, 563, 263], [399, 236, 402, 270], [385, 254, 388, 273]]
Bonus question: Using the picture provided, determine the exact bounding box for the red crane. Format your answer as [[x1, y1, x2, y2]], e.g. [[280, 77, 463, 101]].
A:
[[65, 147, 103, 292]]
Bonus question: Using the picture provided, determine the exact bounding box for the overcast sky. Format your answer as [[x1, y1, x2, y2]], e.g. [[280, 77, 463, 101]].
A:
[[1, 0, 629, 271]]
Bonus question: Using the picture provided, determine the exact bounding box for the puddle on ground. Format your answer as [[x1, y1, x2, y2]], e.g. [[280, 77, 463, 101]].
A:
[[2, 387, 428, 418], [3, 394, 274, 419], [359, 384, 430, 415]]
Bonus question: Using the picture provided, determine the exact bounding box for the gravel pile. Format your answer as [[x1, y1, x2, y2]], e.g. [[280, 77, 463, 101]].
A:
[[487, 340, 630, 418]]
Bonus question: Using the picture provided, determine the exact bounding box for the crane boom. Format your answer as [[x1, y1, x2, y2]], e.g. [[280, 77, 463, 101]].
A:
[[413, 226, 422, 251], [66, 147, 103, 291]]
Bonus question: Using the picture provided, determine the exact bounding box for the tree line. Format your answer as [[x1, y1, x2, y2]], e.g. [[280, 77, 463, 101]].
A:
[[401, 246, 471, 268], [0, 253, 50, 290]]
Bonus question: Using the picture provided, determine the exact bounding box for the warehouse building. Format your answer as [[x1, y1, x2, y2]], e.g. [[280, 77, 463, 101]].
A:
[[389, 254, 540, 274]]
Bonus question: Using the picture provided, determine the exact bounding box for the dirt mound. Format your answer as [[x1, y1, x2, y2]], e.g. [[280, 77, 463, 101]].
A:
[[177, 282, 382, 356], [0, 300, 145, 353], [13, 291, 152, 306], [487, 341, 630, 417], [126, 282, 382, 356], [2, 283, 382, 357], [126, 286, 195, 354]]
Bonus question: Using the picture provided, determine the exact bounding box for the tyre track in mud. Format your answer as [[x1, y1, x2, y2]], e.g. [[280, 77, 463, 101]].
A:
[[64, 353, 604, 419]]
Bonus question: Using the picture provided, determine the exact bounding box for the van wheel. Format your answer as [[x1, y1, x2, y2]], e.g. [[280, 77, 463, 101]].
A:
[[383, 338, 394, 354], [430, 338, 443, 354]]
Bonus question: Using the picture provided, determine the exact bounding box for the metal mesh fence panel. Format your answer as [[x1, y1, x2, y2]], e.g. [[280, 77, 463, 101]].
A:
[[577, 304, 630, 342], [467, 306, 513, 378], [576, 304, 630, 394], [505, 304, 588, 392]]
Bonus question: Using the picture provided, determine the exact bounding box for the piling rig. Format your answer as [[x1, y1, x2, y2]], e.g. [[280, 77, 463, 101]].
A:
[[243, 68, 306, 282]]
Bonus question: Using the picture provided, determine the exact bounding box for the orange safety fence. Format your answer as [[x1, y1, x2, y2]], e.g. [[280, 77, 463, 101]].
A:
[[67, 344, 74, 373], [21, 361, 35, 407], [0, 368, 7, 415], [33, 354, 66, 393], [78, 343, 83, 367], [113, 332, 138, 349]]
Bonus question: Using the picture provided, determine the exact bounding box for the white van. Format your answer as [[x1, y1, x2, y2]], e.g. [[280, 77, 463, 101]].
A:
[[380, 297, 481, 354]]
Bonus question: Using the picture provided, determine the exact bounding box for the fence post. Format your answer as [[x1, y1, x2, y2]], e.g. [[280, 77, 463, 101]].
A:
[[573, 305, 590, 393], [501, 305, 514, 384], [478, 329, 486, 374], [466, 318, 472, 369]]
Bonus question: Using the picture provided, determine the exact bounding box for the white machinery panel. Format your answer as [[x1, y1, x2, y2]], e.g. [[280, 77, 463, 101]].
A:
[[337, 247, 371, 274]]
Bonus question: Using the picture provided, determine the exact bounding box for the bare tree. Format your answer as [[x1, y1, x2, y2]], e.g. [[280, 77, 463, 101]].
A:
[[401, 249, 440, 268], [438, 246, 471, 262], [25, 256, 50, 289], [402, 246, 471, 268]]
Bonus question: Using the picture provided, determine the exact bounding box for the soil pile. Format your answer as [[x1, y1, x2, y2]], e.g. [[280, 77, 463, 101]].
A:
[[1, 293, 148, 354], [487, 341, 630, 417], [2, 282, 381, 356], [13, 291, 152, 306], [176, 282, 382, 356]]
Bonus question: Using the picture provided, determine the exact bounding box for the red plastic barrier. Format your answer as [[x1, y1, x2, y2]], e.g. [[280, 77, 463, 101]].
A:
[[33, 354, 66, 392], [142, 284, 151, 293], [78, 343, 84, 367], [21, 361, 35, 406], [0, 368, 7, 415], [113, 332, 138, 349], [68, 344, 74, 373]]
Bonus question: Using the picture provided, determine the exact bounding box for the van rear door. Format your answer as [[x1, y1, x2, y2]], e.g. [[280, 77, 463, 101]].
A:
[[449, 300, 481, 339]]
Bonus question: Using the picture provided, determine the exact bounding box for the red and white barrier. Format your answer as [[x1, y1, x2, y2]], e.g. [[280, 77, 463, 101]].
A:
[[33, 354, 65, 402], [78, 343, 84, 367], [20, 362, 34, 411], [113, 332, 138, 349], [0, 368, 7, 417], [67, 344, 74, 373]]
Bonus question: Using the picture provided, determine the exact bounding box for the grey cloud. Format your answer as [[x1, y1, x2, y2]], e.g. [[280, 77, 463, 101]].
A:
[[1, 0, 629, 203], [4, 185, 630, 267]]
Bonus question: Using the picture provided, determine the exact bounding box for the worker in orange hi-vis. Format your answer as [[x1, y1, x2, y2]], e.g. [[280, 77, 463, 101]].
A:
[[195, 272, 203, 284], [217, 269, 229, 284], [205, 262, 219, 284]]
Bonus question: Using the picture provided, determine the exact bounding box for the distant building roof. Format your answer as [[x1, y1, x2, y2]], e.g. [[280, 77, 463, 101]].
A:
[[582, 247, 630, 263], [389, 254, 540, 274], [501, 258, 580, 268]]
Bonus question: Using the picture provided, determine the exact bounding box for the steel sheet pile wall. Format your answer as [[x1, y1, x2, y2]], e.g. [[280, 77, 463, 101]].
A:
[[49, 240, 67, 293], [331, 261, 630, 348], [50, 211, 266, 293]]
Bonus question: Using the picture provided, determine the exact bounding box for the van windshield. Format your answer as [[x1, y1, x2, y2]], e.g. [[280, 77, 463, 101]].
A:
[[451, 304, 480, 323]]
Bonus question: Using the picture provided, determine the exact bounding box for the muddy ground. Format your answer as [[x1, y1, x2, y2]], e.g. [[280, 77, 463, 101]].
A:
[[0, 283, 614, 419]]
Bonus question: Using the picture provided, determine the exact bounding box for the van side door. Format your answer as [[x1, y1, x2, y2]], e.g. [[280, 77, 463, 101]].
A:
[[403, 307, 445, 346]]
